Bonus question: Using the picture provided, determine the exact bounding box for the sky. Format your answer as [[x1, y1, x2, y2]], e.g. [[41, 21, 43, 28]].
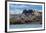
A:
[[9, 4, 42, 14]]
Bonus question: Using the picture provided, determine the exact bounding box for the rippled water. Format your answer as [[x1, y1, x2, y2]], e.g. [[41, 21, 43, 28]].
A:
[[10, 23, 42, 29]]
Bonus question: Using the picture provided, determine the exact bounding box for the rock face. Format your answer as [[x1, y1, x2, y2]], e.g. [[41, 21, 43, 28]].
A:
[[10, 9, 42, 24]]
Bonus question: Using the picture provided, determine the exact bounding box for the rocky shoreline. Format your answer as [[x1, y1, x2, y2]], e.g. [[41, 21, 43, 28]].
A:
[[10, 9, 42, 24]]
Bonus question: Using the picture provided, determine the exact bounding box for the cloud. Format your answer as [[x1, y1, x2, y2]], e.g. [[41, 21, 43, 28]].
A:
[[9, 4, 42, 14]]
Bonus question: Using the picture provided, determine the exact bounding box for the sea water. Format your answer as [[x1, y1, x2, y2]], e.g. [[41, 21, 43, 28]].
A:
[[10, 23, 42, 29]]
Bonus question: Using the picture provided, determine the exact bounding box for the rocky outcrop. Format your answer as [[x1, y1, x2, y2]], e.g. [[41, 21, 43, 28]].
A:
[[10, 9, 42, 24]]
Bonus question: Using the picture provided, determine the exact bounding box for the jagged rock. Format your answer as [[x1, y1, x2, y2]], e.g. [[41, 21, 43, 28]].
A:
[[10, 9, 42, 24]]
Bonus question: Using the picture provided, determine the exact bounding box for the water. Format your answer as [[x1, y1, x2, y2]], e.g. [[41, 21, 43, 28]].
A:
[[10, 23, 42, 29]]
